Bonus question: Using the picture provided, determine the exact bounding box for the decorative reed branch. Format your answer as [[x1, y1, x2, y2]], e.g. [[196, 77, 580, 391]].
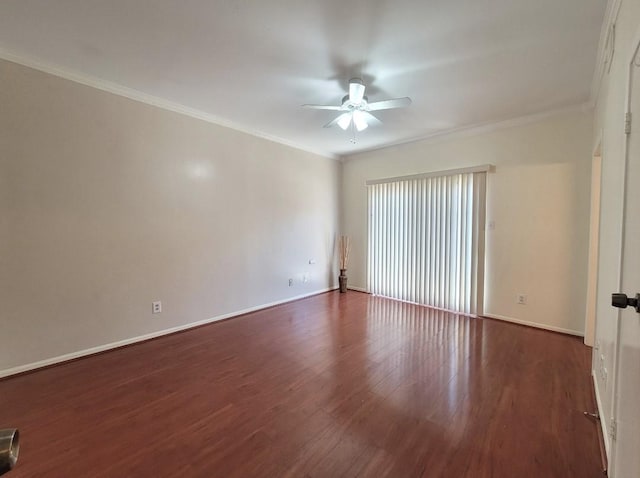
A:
[[339, 235, 351, 270]]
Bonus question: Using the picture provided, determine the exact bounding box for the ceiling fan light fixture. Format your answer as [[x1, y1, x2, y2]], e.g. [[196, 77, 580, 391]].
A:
[[337, 113, 352, 130], [353, 110, 368, 132]]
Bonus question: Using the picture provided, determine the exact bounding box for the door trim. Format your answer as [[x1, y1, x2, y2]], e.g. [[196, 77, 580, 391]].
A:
[[608, 26, 640, 478], [585, 137, 603, 347]]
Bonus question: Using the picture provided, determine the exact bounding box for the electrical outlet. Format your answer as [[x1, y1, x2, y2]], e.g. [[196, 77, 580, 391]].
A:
[[288, 278, 293, 287], [303, 274, 308, 283], [517, 294, 527, 305], [152, 301, 162, 314], [308, 259, 316, 265]]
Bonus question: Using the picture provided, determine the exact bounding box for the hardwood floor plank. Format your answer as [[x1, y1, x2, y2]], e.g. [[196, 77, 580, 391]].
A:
[[0, 291, 601, 477]]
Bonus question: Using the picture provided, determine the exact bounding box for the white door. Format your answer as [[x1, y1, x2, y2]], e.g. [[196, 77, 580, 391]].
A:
[[610, 35, 640, 478]]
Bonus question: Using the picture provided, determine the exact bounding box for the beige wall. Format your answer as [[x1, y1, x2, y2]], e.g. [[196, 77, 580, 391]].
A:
[[0, 59, 340, 374], [591, 0, 640, 461], [0, 47, 601, 374], [342, 110, 593, 335]]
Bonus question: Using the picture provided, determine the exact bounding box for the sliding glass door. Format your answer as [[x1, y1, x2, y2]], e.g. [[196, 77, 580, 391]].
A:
[[367, 168, 487, 316]]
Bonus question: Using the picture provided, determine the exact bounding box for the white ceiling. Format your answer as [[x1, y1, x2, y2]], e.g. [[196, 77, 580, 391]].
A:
[[0, 0, 606, 158]]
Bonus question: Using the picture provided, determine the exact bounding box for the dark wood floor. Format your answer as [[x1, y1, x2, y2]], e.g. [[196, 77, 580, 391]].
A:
[[0, 291, 601, 477]]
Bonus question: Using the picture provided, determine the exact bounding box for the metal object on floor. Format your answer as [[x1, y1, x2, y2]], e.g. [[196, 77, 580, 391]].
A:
[[582, 411, 608, 475], [0, 429, 19, 475]]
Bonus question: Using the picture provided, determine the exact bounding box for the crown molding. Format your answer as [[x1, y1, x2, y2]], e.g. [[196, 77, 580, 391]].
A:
[[0, 37, 601, 163], [589, 0, 623, 107], [341, 102, 593, 159], [0, 48, 338, 160]]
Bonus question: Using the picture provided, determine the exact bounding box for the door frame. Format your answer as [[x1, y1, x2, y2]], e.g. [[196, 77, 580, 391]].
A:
[[609, 25, 640, 478], [585, 137, 603, 347]]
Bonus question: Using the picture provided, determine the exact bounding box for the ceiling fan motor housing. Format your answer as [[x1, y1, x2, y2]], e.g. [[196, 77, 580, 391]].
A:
[[342, 95, 368, 109]]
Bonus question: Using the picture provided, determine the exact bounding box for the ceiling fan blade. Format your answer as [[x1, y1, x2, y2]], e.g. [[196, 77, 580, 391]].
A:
[[367, 97, 412, 111], [302, 104, 343, 110], [323, 113, 352, 129], [323, 116, 341, 128], [349, 79, 365, 104], [362, 111, 382, 126]]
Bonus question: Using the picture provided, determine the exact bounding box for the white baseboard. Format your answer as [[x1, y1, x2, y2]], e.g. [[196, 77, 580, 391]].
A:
[[592, 370, 611, 461], [0, 287, 338, 379], [347, 285, 369, 293], [482, 313, 584, 337]]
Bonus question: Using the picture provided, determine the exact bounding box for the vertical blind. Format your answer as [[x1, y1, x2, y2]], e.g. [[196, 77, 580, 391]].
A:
[[367, 170, 486, 316]]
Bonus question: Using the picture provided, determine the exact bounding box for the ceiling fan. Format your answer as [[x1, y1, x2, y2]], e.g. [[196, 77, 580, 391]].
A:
[[303, 78, 412, 132]]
